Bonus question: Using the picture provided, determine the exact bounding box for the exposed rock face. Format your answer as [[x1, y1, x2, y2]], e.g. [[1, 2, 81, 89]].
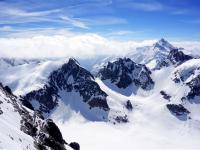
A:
[[23, 58, 110, 120], [23, 85, 59, 114], [96, 58, 154, 90], [186, 75, 200, 103], [21, 111, 68, 150], [166, 104, 190, 121], [49, 58, 109, 111], [168, 49, 193, 65], [35, 119, 66, 150]]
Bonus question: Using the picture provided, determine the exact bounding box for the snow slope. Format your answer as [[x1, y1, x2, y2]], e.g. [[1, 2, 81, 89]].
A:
[[0, 85, 35, 150]]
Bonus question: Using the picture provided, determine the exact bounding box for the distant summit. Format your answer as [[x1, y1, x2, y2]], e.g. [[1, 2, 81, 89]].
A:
[[153, 38, 176, 52]]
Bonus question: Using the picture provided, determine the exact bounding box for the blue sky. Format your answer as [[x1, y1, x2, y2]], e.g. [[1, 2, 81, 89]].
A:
[[0, 0, 200, 40]]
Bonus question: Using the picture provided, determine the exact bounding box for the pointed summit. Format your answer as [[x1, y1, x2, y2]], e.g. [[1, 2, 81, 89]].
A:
[[60, 58, 82, 72], [68, 58, 79, 65], [158, 38, 168, 44], [154, 38, 175, 51], [67, 58, 80, 67]]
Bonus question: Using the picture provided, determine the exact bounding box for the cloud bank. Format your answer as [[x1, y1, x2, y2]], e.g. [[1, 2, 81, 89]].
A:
[[0, 31, 155, 59], [0, 31, 199, 59]]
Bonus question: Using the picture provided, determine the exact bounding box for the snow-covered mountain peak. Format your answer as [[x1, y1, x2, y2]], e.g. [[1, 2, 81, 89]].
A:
[[22, 58, 111, 121], [153, 38, 175, 52], [120, 38, 177, 66], [55, 58, 94, 82]]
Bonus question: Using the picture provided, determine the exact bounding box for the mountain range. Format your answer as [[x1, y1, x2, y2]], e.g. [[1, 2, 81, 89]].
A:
[[0, 38, 200, 150]]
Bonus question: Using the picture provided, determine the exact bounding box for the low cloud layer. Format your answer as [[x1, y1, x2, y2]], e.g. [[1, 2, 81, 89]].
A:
[[0, 32, 199, 59], [0, 32, 155, 59]]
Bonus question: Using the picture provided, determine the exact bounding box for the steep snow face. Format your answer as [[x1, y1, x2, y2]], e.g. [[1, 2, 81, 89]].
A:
[[0, 84, 35, 150], [95, 58, 154, 96], [154, 38, 175, 51], [171, 59, 200, 107], [172, 59, 200, 84]]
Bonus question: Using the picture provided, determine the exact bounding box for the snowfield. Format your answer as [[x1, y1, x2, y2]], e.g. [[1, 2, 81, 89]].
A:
[[56, 117, 200, 150]]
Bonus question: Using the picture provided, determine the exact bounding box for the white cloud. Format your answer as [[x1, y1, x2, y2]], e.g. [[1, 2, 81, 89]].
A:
[[107, 30, 135, 36], [1, 8, 62, 17], [60, 16, 89, 29], [0, 31, 156, 59], [0, 30, 199, 59], [172, 41, 200, 56], [0, 5, 88, 29]]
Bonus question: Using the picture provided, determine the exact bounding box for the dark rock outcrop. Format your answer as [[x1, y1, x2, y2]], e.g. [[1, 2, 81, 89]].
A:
[[166, 104, 190, 120], [168, 49, 192, 65], [35, 119, 66, 150], [69, 142, 80, 150], [96, 58, 154, 90], [160, 91, 171, 101], [4, 85, 12, 95], [186, 75, 200, 103], [114, 115, 128, 123], [125, 100, 133, 111]]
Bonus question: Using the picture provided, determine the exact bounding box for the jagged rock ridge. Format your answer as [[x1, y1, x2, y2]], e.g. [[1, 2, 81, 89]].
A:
[[96, 57, 154, 90], [23, 58, 110, 121]]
